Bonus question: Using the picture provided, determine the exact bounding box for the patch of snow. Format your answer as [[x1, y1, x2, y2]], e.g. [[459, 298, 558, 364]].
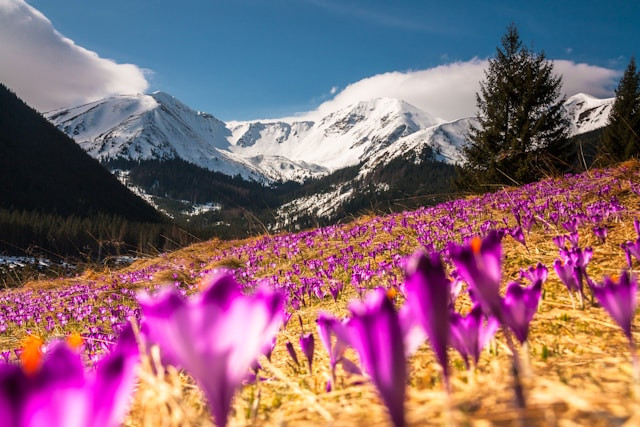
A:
[[181, 202, 221, 217], [275, 184, 354, 227], [48, 91, 614, 187], [565, 93, 613, 136], [112, 170, 174, 219]]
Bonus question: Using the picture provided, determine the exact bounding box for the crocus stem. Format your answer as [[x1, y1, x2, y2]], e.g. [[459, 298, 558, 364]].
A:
[[501, 326, 526, 411], [569, 292, 576, 310], [468, 364, 477, 387], [521, 341, 532, 379]]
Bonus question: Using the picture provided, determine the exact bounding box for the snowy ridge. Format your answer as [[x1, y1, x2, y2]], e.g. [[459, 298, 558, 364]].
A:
[[48, 92, 612, 186], [564, 93, 614, 136], [48, 94, 448, 183], [47, 93, 270, 182]]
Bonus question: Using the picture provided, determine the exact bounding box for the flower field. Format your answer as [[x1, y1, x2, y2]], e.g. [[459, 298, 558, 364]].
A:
[[2, 161, 640, 426]]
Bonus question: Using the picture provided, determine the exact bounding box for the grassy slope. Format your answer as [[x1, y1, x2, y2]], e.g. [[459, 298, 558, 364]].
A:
[[7, 161, 640, 425]]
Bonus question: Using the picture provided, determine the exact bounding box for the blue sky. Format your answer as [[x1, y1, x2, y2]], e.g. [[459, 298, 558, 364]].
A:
[[1, 0, 638, 121]]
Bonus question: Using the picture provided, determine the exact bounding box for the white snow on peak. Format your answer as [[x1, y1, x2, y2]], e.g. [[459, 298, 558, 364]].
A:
[[47, 91, 613, 184], [564, 93, 613, 136], [227, 97, 445, 173]]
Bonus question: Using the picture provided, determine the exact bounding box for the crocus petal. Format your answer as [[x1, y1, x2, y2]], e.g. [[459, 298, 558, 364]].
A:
[[91, 323, 140, 427], [592, 271, 637, 341], [348, 289, 406, 427], [449, 311, 473, 368], [285, 341, 300, 367], [316, 312, 338, 361], [450, 305, 498, 368], [510, 227, 526, 247], [339, 358, 363, 376], [449, 231, 503, 320], [299, 333, 315, 373], [553, 259, 580, 292], [404, 252, 450, 380], [0, 364, 24, 427], [501, 280, 542, 344], [398, 304, 426, 358], [140, 273, 284, 427], [521, 263, 548, 284], [138, 288, 189, 368], [22, 342, 89, 427], [316, 313, 352, 370]]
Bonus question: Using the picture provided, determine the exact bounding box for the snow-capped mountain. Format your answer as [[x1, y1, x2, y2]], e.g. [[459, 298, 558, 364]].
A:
[[227, 98, 443, 172], [46, 90, 615, 229], [564, 93, 614, 136], [46, 92, 272, 182], [47, 94, 448, 183], [47, 91, 612, 185]]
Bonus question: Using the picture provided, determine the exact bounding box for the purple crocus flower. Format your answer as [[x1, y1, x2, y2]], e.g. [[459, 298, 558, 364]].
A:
[[567, 232, 580, 248], [553, 259, 581, 293], [299, 333, 315, 373], [139, 273, 284, 427], [449, 231, 504, 321], [501, 279, 544, 344], [567, 246, 593, 288], [520, 262, 548, 285], [348, 289, 406, 427], [328, 280, 343, 302], [449, 304, 499, 369], [554, 247, 592, 307], [592, 271, 637, 342], [592, 226, 608, 243], [552, 235, 566, 249], [509, 226, 527, 248], [316, 312, 358, 380], [398, 304, 427, 358], [404, 252, 450, 385], [562, 218, 578, 233], [0, 324, 139, 427], [285, 341, 300, 367], [622, 239, 640, 268]]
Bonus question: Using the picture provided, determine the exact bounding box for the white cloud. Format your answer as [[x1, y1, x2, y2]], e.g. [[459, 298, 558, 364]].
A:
[[553, 60, 619, 99], [295, 58, 620, 122], [0, 0, 149, 112]]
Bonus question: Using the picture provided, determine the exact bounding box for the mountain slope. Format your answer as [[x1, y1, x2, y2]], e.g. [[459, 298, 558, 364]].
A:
[[48, 92, 613, 185], [0, 83, 162, 222], [47, 94, 448, 183], [46, 92, 272, 182], [227, 98, 443, 172], [564, 93, 614, 136], [43, 91, 615, 233]]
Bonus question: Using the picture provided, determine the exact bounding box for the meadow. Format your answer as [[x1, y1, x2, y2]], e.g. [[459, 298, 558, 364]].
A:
[[2, 160, 640, 426]]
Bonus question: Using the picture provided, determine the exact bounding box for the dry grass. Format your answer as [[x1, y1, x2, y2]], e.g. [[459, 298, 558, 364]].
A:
[[12, 161, 640, 425]]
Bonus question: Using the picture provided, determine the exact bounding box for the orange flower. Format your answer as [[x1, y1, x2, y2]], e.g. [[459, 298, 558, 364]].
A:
[[20, 334, 44, 375], [386, 287, 398, 300], [66, 332, 84, 350]]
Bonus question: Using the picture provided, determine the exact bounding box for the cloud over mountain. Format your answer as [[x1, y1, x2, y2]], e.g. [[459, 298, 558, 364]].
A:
[[0, 0, 149, 112], [297, 59, 619, 122]]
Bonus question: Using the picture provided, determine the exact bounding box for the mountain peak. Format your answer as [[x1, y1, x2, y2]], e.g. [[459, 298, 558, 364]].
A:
[[47, 91, 613, 184], [564, 93, 613, 135]]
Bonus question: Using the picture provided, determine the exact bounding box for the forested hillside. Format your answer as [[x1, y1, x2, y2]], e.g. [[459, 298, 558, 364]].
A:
[[0, 84, 196, 259]]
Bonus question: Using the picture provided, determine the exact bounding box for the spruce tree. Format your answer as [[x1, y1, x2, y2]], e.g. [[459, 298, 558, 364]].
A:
[[460, 24, 569, 189], [600, 57, 640, 163]]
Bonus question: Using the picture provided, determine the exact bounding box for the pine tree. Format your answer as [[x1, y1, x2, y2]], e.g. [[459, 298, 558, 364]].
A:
[[460, 24, 569, 189], [600, 57, 640, 163]]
